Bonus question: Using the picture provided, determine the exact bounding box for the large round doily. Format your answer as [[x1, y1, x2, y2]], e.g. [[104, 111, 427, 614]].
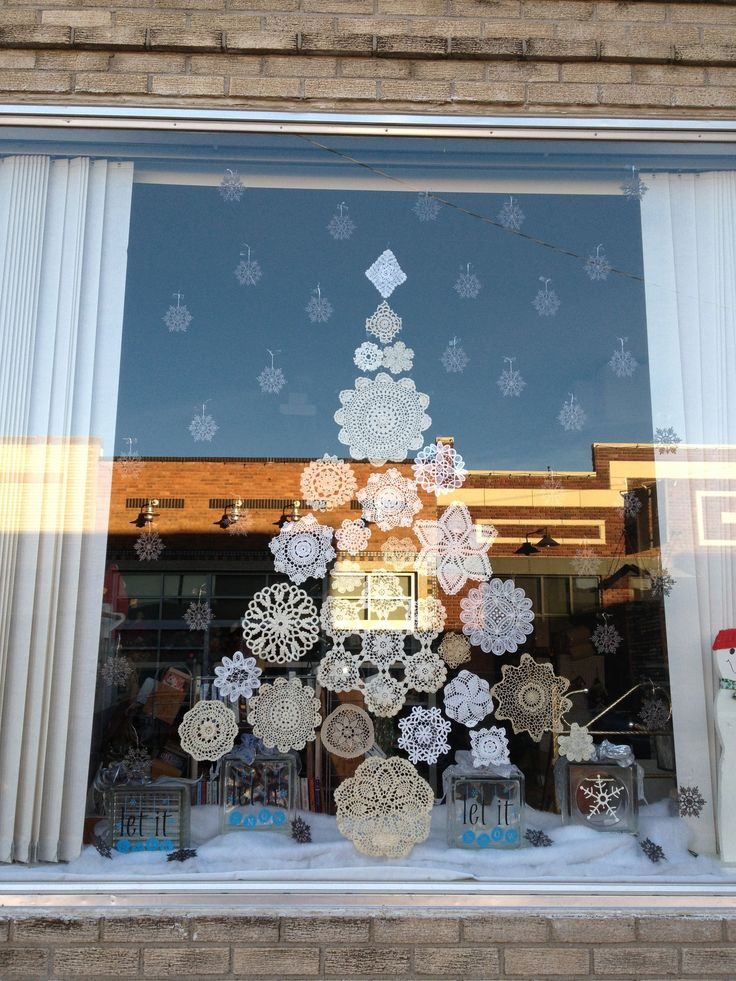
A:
[[246, 676, 321, 753], [491, 652, 571, 742], [321, 703, 375, 759], [213, 651, 262, 702], [241, 582, 320, 664], [460, 577, 534, 655], [178, 700, 239, 762], [357, 468, 422, 531], [269, 514, 336, 584], [300, 454, 357, 511], [335, 373, 431, 465]]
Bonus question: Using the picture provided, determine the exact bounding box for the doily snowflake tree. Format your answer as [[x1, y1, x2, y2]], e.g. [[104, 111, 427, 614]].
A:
[[321, 703, 375, 759], [134, 529, 165, 562], [443, 670, 492, 727], [269, 514, 335, 585], [532, 277, 560, 317], [381, 536, 417, 570], [440, 337, 469, 373], [335, 518, 372, 556], [470, 726, 510, 767], [654, 426, 681, 454], [584, 244, 612, 281], [335, 373, 431, 465], [213, 651, 262, 702], [178, 700, 239, 761], [189, 402, 218, 442], [491, 653, 572, 742], [358, 468, 422, 531], [365, 249, 407, 299], [558, 393, 586, 432], [497, 195, 524, 231], [454, 263, 482, 299], [382, 341, 414, 375], [557, 722, 595, 762], [460, 577, 535, 655], [305, 284, 333, 324], [413, 190, 440, 223], [219, 168, 244, 202], [412, 442, 467, 495], [609, 337, 638, 378], [366, 302, 402, 344], [257, 350, 286, 394], [621, 165, 648, 201], [327, 202, 355, 241], [234, 244, 262, 286], [247, 676, 321, 753], [397, 706, 451, 764], [591, 617, 622, 655], [414, 502, 494, 595], [241, 582, 320, 664], [300, 454, 357, 511], [163, 291, 192, 333], [438, 631, 471, 669], [353, 341, 383, 372], [497, 357, 526, 398]]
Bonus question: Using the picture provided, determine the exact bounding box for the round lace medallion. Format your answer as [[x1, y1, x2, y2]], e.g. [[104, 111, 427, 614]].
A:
[[178, 700, 239, 762], [335, 373, 431, 465], [269, 514, 335, 584], [300, 454, 357, 511], [491, 652, 571, 742], [470, 726, 510, 767], [321, 704, 375, 759], [460, 577, 534, 655], [357, 468, 422, 531], [335, 518, 372, 556], [213, 651, 262, 702], [397, 706, 451, 765], [246, 676, 321, 753], [443, 670, 492, 728], [438, 632, 472, 669], [241, 582, 319, 664]]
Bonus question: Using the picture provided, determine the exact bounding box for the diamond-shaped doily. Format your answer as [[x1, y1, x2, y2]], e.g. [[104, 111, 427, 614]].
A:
[[300, 454, 357, 511], [397, 706, 451, 764], [460, 577, 535, 655], [269, 514, 335, 584], [178, 700, 239, 762], [321, 703, 375, 759], [414, 502, 493, 595], [412, 442, 467, 495], [365, 249, 407, 298], [335, 518, 372, 556], [213, 651, 262, 702], [241, 582, 320, 664], [246, 676, 321, 753], [491, 653, 571, 742], [438, 632, 471, 669], [358, 468, 422, 531], [443, 669, 492, 728], [470, 726, 510, 767]]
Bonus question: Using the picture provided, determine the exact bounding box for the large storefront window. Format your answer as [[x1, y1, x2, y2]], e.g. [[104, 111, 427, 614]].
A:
[[1, 117, 735, 884]]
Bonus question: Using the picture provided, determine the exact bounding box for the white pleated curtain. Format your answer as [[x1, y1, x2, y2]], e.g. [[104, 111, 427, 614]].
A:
[[641, 172, 736, 856], [0, 155, 133, 862]]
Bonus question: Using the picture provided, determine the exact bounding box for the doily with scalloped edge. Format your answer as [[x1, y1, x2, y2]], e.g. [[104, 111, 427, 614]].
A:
[[335, 518, 372, 556], [358, 468, 422, 531], [414, 502, 494, 595], [470, 726, 510, 767], [438, 632, 472, 669], [300, 454, 357, 511], [397, 706, 452, 764], [443, 670, 493, 728], [213, 651, 262, 702], [241, 582, 320, 664], [557, 722, 595, 762], [247, 676, 321, 753], [178, 700, 239, 762], [412, 443, 468, 495], [330, 559, 366, 594], [491, 653, 571, 742], [381, 536, 417, 570], [460, 577, 535, 655], [321, 703, 375, 759], [269, 514, 335, 584]]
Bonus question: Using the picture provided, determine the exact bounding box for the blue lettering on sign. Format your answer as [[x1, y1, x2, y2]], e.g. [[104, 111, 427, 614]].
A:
[[244, 815, 257, 828], [258, 808, 271, 824]]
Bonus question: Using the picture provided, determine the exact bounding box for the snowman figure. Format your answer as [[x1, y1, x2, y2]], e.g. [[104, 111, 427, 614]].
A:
[[713, 630, 736, 863]]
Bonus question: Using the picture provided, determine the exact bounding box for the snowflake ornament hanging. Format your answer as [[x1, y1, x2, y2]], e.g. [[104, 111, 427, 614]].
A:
[[443, 669, 493, 728], [542, 466, 563, 492], [327, 201, 355, 241], [100, 653, 134, 687], [460, 577, 535, 655], [497, 357, 526, 398], [269, 514, 335, 585], [219, 168, 244, 202], [609, 337, 638, 378], [454, 263, 482, 299], [525, 828, 553, 848], [189, 402, 218, 442], [334, 755, 434, 858], [591, 618, 622, 655], [412, 442, 467, 495], [365, 301, 402, 343], [638, 696, 670, 731], [241, 582, 320, 664], [116, 437, 143, 478], [179, 700, 239, 762], [133, 530, 165, 562], [305, 284, 333, 323], [532, 277, 560, 317], [414, 502, 494, 596], [227, 507, 252, 537], [491, 653, 572, 742], [557, 722, 595, 762], [621, 165, 648, 201], [440, 337, 469, 373], [213, 650, 262, 702], [584, 244, 612, 282], [353, 341, 383, 372], [257, 350, 286, 394], [321, 703, 375, 760], [247, 676, 321, 753], [470, 726, 510, 768], [655, 426, 681, 454], [558, 393, 586, 432], [330, 560, 365, 593], [438, 631, 472, 669], [122, 745, 152, 783], [381, 536, 418, 570], [163, 291, 192, 333], [365, 249, 407, 298], [358, 468, 423, 530], [382, 341, 414, 375], [398, 706, 451, 765], [234, 244, 262, 286], [413, 190, 440, 223], [622, 491, 643, 519], [572, 542, 601, 577], [677, 785, 706, 818], [649, 568, 676, 597], [183, 598, 214, 632], [335, 518, 372, 556], [640, 838, 666, 863], [335, 373, 431, 465], [497, 195, 525, 231], [300, 453, 357, 511]]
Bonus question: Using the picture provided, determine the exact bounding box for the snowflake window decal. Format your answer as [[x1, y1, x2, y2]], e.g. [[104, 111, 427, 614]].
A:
[[609, 336, 638, 378], [497, 357, 526, 398], [584, 244, 612, 281], [241, 582, 320, 664], [414, 502, 494, 596], [365, 249, 407, 298], [438, 631, 472, 669], [640, 838, 666, 863], [440, 336, 469, 373], [649, 568, 676, 597], [412, 190, 440, 223], [330, 559, 365, 594], [591, 616, 622, 655], [412, 442, 467, 495], [382, 340, 414, 375], [321, 703, 375, 759], [219, 168, 244, 202], [178, 700, 239, 762], [189, 401, 218, 442], [443, 670, 492, 728], [491, 653, 572, 742], [327, 201, 355, 241], [305, 284, 333, 323], [655, 426, 681, 455], [497, 195, 525, 231], [454, 262, 481, 299], [184, 589, 214, 632], [99, 651, 134, 687], [213, 651, 262, 702], [335, 518, 372, 556], [381, 536, 418, 570], [397, 706, 451, 764], [572, 542, 601, 577], [622, 491, 642, 519], [269, 514, 335, 585], [134, 529, 165, 562], [334, 755, 434, 858], [246, 676, 321, 753], [557, 722, 595, 762], [258, 349, 286, 394], [558, 393, 586, 432], [638, 696, 670, 732], [460, 577, 535, 655], [300, 453, 357, 511], [358, 468, 423, 531], [677, 785, 706, 818], [470, 726, 510, 767], [354, 341, 383, 372], [365, 301, 402, 343], [532, 277, 560, 317], [234, 244, 262, 286], [621, 165, 648, 201], [163, 291, 192, 333], [579, 774, 625, 819]]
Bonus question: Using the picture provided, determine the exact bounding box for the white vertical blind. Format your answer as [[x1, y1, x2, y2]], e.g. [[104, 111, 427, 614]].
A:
[[0, 155, 133, 863], [641, 172, 736, 857]]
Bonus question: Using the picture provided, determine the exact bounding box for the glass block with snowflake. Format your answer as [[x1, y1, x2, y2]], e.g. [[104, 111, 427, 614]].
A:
[[558, 760, 639, 834], [220, 754, 297, 835], [447, 772, 525, 850]]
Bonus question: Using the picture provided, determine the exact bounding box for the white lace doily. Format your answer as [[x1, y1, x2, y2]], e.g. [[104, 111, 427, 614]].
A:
[[300, 454, 357, 511], [246, 676, 321, 753], [558, 722, 595, 762], [269, 514, 335, 584], [382, 341, 414, 375], [353, 341, 383, 372], [213, 651, 262, 702], [334, 755, 433, 858], [365, 302, 402, 344], [470, 725, 511, 767], [381, 536, 417, 570], [335, 518, 372, 556], [336, 373, 431, 466], [443, 670, 492, 728], [365, 571, 406, 620], [491, 653, 571, 742], [460, 577, 535, 655], [241, 582, 319, 664], [330, 559, 366, 593], [357, 468, 422, 531], [365, 249, 407, 298], [438, 632, 472, 669], [321, 703, 375, 759], [397, 706, 451, 764], [412, 443, 467, 495], [414, 502, 493, 595], [178, 700, 239, 762]]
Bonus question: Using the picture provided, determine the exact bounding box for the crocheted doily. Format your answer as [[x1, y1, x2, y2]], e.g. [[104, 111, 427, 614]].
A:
[[470, 726, 511, 767], [213, 651, 262, 702], [241, 582, 320, 664], [357, 468, 422, 531], [364, 570, 406, 620], [178, 700, 239, 762], [335, 518, 372, 556], [491, 653, 571, 742], [365, 250, 407, 299], [365, 301, 403, 344], [300, 454, 357, 511], [381, 536, 417, 570], [557, 722, 595, 762], [438, 632, 472, 669], [334, 755, 434, 858], [443, 670, 493, 728], [330, 559, 366, 594], [321, 703, 375, 759], [414, 502, 494, 596], [246, 676, 322, 753], [460, 577, 535, 655], [397, 706, 452, 765], [412, 442, 467, 495], [269, 514, 335, 584]]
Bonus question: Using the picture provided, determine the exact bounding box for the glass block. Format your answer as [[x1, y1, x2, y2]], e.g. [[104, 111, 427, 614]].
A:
[[447, 773, 525, 849], [105, 784, 190, 853], [221, 754, 297, 833], [560, 761, 639, 833]]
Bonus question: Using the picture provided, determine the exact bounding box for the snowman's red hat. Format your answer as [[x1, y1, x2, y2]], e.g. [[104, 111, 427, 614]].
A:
[[713, 629, 736, 650]]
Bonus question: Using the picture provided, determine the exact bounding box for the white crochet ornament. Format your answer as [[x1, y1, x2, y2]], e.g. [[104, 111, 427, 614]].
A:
[[438, 632, 472, 669], [335, 373, 431, 466], [353, 341, 383, 372], [335, 518, 372, 556], [330, 560, 365, 594], [321, 703, 375, 759], [358, 468, 422, 531], [572, 543, 601, 577], [414, 502, 494, 595], [334, 755, 434, 858], [178, 700, 238, 762], [443, 670, 493, 728], [241, 582, 320, 664], [365, 249, 407, 298], [247, 676, 321, 753], [460, 577, 535, 656], [470, 726, 511, 767], [183, 599, 214, 632], [213, 651, 262, 702], [491, 653, 572, 742], [557, 722, 595, 762], [365, 302, 403, 344], [269, 514, 335, 584], [412, 442, 467, 495], [397, 706, 452, 764], [300, 454, 357, 511], [365, 571, 406, 620], [382, 341, 414, 375], [381, 536, 417, 570]]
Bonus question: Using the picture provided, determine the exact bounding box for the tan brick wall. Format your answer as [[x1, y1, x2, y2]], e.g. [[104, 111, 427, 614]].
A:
[[0, 1, 735, 114]]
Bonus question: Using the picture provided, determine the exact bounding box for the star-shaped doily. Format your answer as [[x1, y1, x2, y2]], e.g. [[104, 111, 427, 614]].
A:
[[491, 653, 571, 742], [413, 502, 493, 595]]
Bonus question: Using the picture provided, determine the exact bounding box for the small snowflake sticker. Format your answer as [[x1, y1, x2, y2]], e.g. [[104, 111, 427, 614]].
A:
[[497, 357, 526, 398], [189, 402, 218, 442], [219, 168, 244, 202], [497, 195, 524, 231], [327, 201, 355, 241], [306, 284, 333, 324], [533, 277, 560, 317], [584, 244, 612, 282], [134, 529, 165, 562], [234, 244, 262, 286], [677, 785, 706, 818], [454, 263, 482, 299], [558, 394, 586, 432], [163, 291, 192, 333], [440, 337, 469, 374], [413, 190, 440, 222], [655, 426, 681, 455]]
